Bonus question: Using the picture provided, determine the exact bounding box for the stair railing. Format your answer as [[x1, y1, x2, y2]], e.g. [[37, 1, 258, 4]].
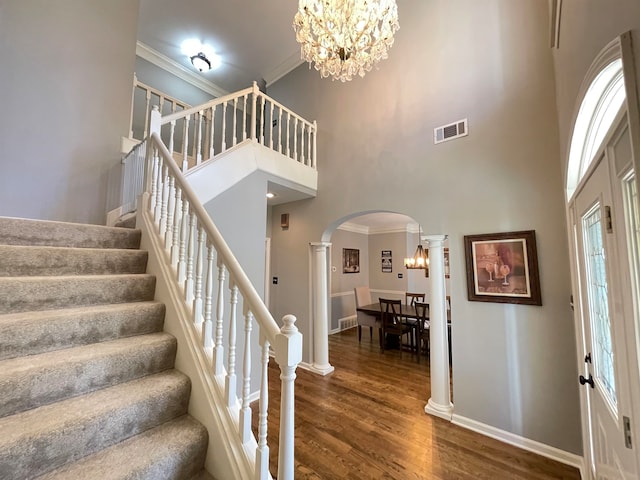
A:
[[120, 140, 147, 216], [158, 81, 317, 173], [141, 130, 302, 480]]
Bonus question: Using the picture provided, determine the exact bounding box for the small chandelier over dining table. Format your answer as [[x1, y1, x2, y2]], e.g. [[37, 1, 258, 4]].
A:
[[292, 0, 400, 82], [404, 225, 429, 269]]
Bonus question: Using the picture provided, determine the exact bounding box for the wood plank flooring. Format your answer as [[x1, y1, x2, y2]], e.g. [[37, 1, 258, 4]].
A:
[[252, 328, 580, 479]]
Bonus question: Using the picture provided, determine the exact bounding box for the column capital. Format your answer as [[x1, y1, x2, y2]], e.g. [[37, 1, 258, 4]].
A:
[[310, 242, 331, 250], [423, 234, 447, 247]]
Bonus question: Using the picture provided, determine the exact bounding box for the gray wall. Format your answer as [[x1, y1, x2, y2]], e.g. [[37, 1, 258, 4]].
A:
[[0, 0, 139, 224], [268, 0, 581, 454]]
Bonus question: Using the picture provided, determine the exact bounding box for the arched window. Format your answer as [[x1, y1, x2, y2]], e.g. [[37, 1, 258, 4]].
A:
[[566, 45, 626, 200]]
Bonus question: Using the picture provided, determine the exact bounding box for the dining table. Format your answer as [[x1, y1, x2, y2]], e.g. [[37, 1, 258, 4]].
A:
[[355, 302, 452, 356]]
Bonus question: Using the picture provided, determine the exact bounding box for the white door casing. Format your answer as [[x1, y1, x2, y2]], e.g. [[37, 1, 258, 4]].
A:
[[570, 115, 640, 479]]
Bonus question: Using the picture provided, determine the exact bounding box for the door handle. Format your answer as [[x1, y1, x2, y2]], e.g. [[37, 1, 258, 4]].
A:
[[579, 374, 595, 388]]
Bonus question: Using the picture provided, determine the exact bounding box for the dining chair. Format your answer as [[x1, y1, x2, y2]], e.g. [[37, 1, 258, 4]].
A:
[[405, 292, 425, 307], [379, 298, 414, 354], [414, 302, 430, 362], [354, 286, 382, 346]]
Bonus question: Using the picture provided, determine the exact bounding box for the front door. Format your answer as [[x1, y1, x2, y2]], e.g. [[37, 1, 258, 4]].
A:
[[571, 121, 640, 479]]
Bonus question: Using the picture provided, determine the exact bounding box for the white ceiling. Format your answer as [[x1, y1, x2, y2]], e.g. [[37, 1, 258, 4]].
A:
[[137, 0, 304, 94]]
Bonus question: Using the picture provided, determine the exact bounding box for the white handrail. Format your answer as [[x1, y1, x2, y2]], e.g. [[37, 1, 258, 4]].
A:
[[142, 130, 302, 480]]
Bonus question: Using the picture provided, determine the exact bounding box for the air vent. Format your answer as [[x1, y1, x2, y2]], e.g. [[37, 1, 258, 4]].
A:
[[434, 118, 468, 144]]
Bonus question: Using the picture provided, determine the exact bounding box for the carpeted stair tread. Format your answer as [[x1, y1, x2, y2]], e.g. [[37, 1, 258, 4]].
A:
[[0, 370, 191, 480], [0, 274, 156, 314], [0, 301, 165, 361], [0, 332, 177, 418], [35, 415, 208, 480], [0, 244, 148, 276], [189, 470, 217, 480], [0, 216, 141, 249]]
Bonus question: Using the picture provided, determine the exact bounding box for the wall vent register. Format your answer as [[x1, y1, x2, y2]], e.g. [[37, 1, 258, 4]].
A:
[[434, 118, 468, 144]]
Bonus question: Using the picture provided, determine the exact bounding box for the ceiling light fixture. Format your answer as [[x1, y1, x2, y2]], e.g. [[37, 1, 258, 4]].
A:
[[181, 39, 221, 73], [266, 192, 276, 199], [190, 52, 211, 72], [404, 225, 428, 269], [292, 0, 400, 82]]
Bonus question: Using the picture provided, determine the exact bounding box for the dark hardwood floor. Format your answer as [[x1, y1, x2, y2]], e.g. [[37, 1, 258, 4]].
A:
[[252, 328, 580, 479]]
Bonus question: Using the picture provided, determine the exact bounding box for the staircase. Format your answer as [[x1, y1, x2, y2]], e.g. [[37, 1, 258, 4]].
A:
[[0, 216, 213, 480]]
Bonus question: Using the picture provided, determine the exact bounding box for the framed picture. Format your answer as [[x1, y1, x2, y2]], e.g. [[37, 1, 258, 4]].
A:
[[381, 250, 392, 273], [444, 248, 450, 279], [464, 230, 542, 305], [343, 248, 360, 274]]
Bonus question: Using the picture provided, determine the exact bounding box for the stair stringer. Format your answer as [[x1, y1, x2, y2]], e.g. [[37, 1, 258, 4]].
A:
[[138, 197, 263, 480], [186, 139, 317, 205]]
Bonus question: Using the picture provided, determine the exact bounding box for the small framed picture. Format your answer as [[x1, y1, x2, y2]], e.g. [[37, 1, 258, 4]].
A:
[[382, 250, 392, 273], [464, 230, 542, 305], [343, 248, 360, 274]]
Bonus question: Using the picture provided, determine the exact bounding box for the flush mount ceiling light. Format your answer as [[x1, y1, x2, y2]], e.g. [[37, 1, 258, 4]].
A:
[[190, 52, 211, 72], [293, 0, 400, 82], [266, 192, 276, 199], [181, 39, 221, 73]]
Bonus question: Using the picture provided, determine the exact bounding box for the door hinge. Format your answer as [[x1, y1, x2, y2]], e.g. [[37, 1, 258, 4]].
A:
[[623, 416, 633, 449], [605, 206, 613, 233]]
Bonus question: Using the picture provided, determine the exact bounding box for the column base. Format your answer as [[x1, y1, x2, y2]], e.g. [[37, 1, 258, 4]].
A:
[[305, 363, 335, 376], [425, 398, 453, 421]]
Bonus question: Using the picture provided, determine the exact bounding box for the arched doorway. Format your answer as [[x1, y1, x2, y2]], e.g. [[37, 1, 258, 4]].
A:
[[565, 36, 640, 478], [309, 210, 453, 418]]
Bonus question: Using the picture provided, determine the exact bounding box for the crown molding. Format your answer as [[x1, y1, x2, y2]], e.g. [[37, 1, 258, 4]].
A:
[[337, 222, 369, 235], [368, 225, 412, 235], [264, 50, 305, 87], [136, 42, 228, 98]]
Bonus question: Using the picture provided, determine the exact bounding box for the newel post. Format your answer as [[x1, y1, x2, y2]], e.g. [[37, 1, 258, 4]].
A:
[[274, 314, 302, 480], [149, 105, 161, 137]]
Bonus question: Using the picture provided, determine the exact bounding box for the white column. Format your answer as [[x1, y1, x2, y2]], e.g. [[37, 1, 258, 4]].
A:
[[309, 242, 334, 375], [424, 234, 453, 420]]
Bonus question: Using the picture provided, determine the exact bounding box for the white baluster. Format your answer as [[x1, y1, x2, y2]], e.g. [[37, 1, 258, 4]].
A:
[[243, 94, 248, 141], [300, 124, 306, 165], [286, 112, 291, 157], [164, 176, 176, 251], [312, 120, 317, 168], [276, 315, 302, 480], [193, 227, 206, 324], [184, 211, 196, 303], [159, 165, 169, 237], [182, 114, 191, 171], [232, 98, 238, 146], [225, 281, 239, 407], [293, 118, 298, 163], [169, 120, 176, 155], [178, 196, 189, 282], [213, 257, 226, 375], [196, 110, 203, 165], [209, 105, 215, 159], [170, 186, 181, 266], [269, 102, 274, 149], [143, 89, 151, 138], [259, 97, 266, 144], [277, 108, 283, 153], [202, 243, 215, 350], [221, 101, 228, 152], [255, 335, 270, 480], [239, 308, 253, 443], [149, 150, 159, 216]]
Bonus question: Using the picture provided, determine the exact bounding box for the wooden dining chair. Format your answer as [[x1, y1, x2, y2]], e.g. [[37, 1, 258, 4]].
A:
[[405, 292, 425, 307], [379, 298, 414, 354], [414, 302, 430, 362]]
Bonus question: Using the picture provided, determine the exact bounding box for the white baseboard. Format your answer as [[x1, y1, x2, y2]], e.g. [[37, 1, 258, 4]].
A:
[[451, 414, 585, 474]]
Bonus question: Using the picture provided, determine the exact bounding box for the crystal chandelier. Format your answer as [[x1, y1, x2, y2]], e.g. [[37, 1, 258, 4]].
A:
[[293, 0, 400, 82]]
